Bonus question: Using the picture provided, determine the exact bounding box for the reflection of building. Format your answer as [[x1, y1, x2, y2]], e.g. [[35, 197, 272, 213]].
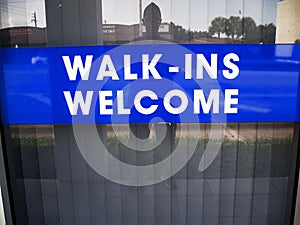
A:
[[276, 0, 300, 43], [1, 24, 172, 46], [276, 1, 300, 224], [0, 26, 46, 47], [103, 23, 172, 45], [102, 24, 139, 44]]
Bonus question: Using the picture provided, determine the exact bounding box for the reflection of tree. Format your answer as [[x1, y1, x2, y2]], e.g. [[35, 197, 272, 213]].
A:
[[242, 17, 257, 42], [170, 22, 209, 43], [226, 16, 242, 40], [170, 22, 189, 43], [208, 16, 276, 43], [208, 17, 227, 42], [257, 23, 276, 43]]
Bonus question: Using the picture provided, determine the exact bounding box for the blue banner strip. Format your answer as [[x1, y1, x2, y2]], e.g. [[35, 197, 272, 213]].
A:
[[1, 44, 300, 124]]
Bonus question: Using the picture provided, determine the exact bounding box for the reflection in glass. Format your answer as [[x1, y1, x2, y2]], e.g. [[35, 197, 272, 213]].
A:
[[0, 0, 298, 225], [5, 123, 296, 225], [102, 0, 279, 45], [0, 0, 46, 47]]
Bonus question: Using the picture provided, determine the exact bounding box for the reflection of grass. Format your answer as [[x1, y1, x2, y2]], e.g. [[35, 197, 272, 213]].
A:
[[187, 138, 293, 179], [10, 135, 293, 150], [11, 136, 293, 179], [105, 136, 293, 179], [12, 136, 54, 147]]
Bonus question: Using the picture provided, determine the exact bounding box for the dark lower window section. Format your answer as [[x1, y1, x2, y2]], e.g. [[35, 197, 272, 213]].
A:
[[1, 123, 298, 225]]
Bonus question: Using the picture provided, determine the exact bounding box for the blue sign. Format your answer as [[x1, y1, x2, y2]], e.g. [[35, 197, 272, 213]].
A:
[[0, 44, 300, 124]]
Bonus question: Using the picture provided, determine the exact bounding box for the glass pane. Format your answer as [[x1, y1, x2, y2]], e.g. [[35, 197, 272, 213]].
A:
[[0, 0, 47, 47], [3, 122, 296, 225], [101, 0, 279, 44], [0, 1, 299, 225]]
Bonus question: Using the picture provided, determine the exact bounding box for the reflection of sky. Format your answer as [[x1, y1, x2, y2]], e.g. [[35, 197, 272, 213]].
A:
[[0, 0, 280, 31], [103, 0, 281, 31], [0, 0, 46, 28]]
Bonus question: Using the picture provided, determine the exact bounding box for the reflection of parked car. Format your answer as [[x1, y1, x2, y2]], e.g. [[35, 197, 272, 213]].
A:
[[31, 56, 48, 65]]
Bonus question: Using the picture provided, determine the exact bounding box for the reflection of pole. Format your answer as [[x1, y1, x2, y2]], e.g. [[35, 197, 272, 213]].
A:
[[31, 11, 37, 27], [139, 0, 142, 36], [241, 0, 245, 41]]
